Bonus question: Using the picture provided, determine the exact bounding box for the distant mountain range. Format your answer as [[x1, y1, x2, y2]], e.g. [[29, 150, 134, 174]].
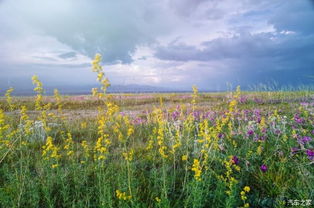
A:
[[0, 84, 181, 96]]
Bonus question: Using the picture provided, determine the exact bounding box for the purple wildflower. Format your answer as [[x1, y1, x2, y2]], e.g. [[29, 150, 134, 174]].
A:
[[171, 111, 180, 120], [300, 102, 309, 107], [306, 149, 314, 160], [260, 164, 268, 172], [275, 129, 281, 135], [300, 136, 312, 144], [247, 129, 254, 136], [132, 117, 144, 125], [294, 114, 304, 124], [291, 147, 299, 154], [239, 96, 248, 104], [257, 117, 261, 123], [231, 156, 239, 165], [202, 112, 211, 119], [192, 111, 201, 120], [254, 109, 261, 116], [254, 98, 263, 104], [259, 136, 266, 141], [218, 133, 224, 139]]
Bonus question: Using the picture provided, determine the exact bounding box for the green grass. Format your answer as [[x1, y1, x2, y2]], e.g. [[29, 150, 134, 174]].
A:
[[0, 90, 313, 208]]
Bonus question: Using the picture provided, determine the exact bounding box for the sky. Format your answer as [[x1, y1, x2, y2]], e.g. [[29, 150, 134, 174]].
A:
[[0, 0, 314, 92]]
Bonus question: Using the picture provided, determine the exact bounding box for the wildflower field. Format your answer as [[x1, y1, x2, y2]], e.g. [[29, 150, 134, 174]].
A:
[[0, 55, 313, 208]]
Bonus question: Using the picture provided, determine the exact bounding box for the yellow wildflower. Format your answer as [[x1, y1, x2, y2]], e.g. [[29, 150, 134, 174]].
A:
[[51, 164, 59, 169], [5, 87, 15, 111], [191, 159, 202, 181], [116, 190, 131, 200], [155, 197, 161, 203], [244, 186, 250, 192], [241, 195, 247, 200], [122, 149, 134, 162]]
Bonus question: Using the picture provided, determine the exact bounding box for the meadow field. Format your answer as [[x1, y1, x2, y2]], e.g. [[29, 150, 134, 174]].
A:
[[0, 56, 313, 208]]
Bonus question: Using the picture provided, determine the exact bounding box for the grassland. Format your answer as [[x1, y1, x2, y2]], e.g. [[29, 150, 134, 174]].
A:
[[0, 89, 313, 208]]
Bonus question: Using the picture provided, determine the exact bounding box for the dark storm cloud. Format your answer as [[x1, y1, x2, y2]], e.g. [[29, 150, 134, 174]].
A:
[[4, 0, 176, 64], [154, 0, 314, 87], [269, 0, 314, 35], [155, 32, 314, 62], [155, 32, 314, 85]]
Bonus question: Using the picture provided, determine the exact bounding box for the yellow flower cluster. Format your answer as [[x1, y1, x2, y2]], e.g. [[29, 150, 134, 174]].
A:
[[259, 117, 266, 130], [32, 75, 44, 111], [112, 115, 134, 143], [215, 85, 241, 148], [91, 54, 102, 72], [0, 109, 9, 134], [80, 122, 87, 129], [221, 158, 239, 195], [64, 133, 74, 157], [32, 75, 53, 133], [0, 109, 10, 149], [122, 149, 134, 162], [40, 104, 52, 132], [115, 190, 131, 200], [94, 113, 111, 161], [20, 106, 33, 136], [155, 197, 161, 203], [146, 136, 154, 151], [226, 86, 241, 119], [91, 54, 110, 97], [54, 89, 63, 115], [91, 55, 122, 162], [113, 122, 124, 142], [20, 106, 28, 122], [197, 119, 216, 169], [80, 140, 89, 164], [256, 116, 266, 155], [5, 87, 15, 111], [191, 85, 198, 112], [227, 86, 240, 116], [91, 88, 99, 97], [124, 116, 134, 138], [191, 159, 202, 181], [170, 125, 181, 154], [42, 136, 60, 168], [273, 109, 280, 121], [106, 102, 119, 117], [51, 164, 59, 169], [198, 119, 214, 149], [153, 108, 168, 159], [240, 186, 251, 208], [256, 145, 263, 155], [181, 154, 188, 161]]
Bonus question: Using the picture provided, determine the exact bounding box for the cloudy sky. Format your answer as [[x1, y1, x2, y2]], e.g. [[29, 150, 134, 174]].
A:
[[0, 0, 314, 92]]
